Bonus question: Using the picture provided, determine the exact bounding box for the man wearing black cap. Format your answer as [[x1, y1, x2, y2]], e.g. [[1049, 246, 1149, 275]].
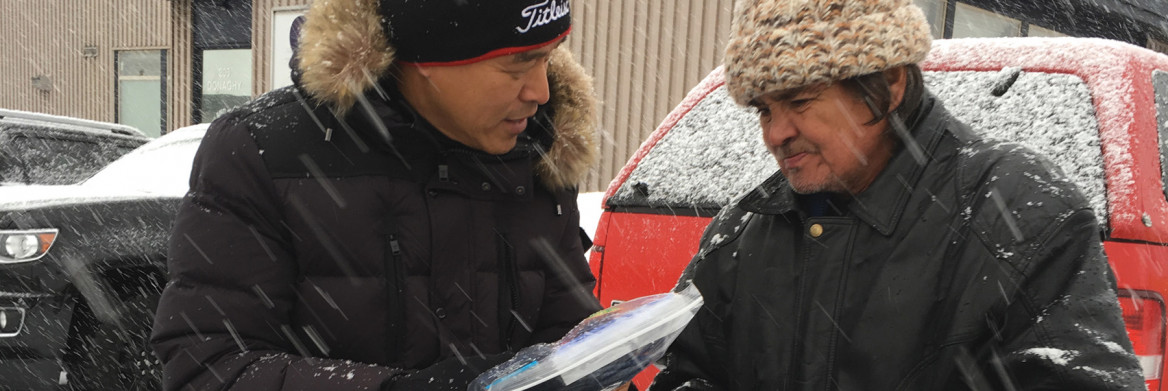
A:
[[149, 0, 602, 390]]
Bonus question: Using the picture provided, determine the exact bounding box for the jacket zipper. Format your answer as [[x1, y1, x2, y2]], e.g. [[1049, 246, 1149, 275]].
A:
[[385, 234, 406, 363], [785, 221, 813, 389], [497, 233, 520, 350]]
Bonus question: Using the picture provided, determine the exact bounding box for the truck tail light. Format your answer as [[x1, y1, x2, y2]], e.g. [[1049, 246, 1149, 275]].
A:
[[1118, 291, 1165, 390]]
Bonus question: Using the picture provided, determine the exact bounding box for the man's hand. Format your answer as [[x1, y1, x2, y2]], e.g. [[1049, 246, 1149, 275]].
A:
[[385, 353, 513, 391]]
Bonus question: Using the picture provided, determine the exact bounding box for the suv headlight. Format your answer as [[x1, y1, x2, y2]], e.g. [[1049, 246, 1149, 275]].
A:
[[0, 229, 58, 264]]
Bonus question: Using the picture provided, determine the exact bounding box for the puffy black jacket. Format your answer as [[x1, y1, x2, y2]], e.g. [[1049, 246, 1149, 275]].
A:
[[149, 1, 602, 389], [649, 96, 1145, 390]]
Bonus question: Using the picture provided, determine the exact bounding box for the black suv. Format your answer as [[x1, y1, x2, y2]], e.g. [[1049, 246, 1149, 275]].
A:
[[0, 124, 207, 390], [0, 109, 150, 185]]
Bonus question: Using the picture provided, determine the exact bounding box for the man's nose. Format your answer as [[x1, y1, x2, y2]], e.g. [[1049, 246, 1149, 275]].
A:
[[761, 112, 796, 149], [520, 62, 552, 105]]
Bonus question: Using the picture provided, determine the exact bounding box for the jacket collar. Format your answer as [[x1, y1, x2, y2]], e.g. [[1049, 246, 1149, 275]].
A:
[[739, 93, 949, 235], [293, 0, 597, 191]]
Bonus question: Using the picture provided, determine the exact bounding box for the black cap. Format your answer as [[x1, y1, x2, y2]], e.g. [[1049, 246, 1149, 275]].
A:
[[381, 0, 571, 66]]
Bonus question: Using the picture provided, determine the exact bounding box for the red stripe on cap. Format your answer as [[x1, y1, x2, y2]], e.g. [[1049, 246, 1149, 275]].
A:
[[400, 28, 572, 67]]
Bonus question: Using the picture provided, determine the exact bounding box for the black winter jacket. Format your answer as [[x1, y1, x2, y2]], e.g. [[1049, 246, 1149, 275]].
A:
[[149, 1, 602, 389], [649, 96, 1145, 390]]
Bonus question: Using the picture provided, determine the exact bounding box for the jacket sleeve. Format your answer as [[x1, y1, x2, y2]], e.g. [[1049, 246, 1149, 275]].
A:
[[647, 318, 726, 391], [988, 208, 1145, 390], [529, 187, 603, 343], [149, 117, 403, 390]]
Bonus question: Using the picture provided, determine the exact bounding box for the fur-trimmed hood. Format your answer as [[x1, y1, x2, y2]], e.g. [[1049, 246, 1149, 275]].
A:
[[295, 0, 598, 191]]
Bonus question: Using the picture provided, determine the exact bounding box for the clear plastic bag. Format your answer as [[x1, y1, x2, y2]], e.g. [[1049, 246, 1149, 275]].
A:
[[470, 284, 703, 391]]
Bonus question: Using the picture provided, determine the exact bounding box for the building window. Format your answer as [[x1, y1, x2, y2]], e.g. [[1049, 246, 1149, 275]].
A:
[[952, 3, 1021, 38], [271, 9, 308, 91], [199, 49, 252, 123], [912, 0, 945, 39], [1028, 25, 1068, 38], [116, 50, 166, 137]]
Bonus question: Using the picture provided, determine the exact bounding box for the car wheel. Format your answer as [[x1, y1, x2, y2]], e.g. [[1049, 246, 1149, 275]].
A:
[[66, 276, 163, 391]]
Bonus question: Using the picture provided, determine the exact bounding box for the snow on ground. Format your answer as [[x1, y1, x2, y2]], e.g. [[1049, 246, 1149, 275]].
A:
[[578, 191, 605, 242]]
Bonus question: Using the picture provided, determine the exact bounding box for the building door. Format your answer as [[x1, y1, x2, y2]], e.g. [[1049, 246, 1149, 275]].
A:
[[117, 50, 167, 137]]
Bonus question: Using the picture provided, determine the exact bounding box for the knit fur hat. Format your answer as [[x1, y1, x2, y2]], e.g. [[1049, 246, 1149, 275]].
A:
[[724, 0, 932, 105]]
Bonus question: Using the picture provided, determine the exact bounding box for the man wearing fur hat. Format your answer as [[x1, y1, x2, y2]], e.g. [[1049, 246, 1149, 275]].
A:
[[648, 0, 1144, 390], [150, 0, 602, 390]]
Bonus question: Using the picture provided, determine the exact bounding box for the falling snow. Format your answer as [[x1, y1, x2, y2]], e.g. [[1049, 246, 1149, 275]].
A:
[[2, 30, 1163, 390]]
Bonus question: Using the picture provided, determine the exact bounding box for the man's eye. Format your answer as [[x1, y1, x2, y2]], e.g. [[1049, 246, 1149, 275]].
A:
[[790, 99, 811, 108]]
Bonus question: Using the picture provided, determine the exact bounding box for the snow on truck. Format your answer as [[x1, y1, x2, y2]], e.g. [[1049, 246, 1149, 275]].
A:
[[588, 38, 1168, 389]]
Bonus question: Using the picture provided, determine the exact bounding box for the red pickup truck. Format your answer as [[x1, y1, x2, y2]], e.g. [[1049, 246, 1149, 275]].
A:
[[588, 37, 1168, 389]]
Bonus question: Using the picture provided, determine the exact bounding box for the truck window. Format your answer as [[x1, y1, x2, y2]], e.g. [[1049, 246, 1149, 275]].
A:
[[12, 134, 105, 185], [1155, 70, 1168, 202], [925, 70, 1105, 224], [609, 70, 1107, 224], [607, 86, 774, 212]]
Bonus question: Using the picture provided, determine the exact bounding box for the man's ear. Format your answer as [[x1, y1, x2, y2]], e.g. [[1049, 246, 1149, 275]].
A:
[[885, 66, 908, 111]]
